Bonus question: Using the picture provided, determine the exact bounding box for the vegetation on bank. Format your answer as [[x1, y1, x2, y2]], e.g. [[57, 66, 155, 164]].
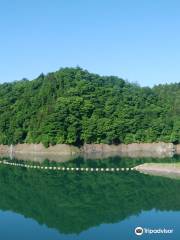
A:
[[0, 67, 179, 147]]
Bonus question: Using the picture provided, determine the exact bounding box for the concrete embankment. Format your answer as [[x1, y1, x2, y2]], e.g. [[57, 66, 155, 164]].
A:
[[0, 143, 79, 162], [135, 163, 180, 179], [0, 142, 179, 161], [175, 144, 180, 155], [82, 143, 176, 157]]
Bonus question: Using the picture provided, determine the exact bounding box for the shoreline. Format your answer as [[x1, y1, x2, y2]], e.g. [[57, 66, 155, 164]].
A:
[[0, 142, 179, 160], [135, 163, 180, 179]]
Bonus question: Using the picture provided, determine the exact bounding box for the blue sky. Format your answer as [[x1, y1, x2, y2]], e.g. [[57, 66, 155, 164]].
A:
[[0, 0, 180, 86]]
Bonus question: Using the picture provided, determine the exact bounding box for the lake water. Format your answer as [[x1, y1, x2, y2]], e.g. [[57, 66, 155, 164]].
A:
[[0, 155, 180, 240]]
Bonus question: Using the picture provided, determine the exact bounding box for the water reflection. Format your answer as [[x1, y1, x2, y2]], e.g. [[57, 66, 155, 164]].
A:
[[0, 156, 180, 235], [1, 154, 180, 168]]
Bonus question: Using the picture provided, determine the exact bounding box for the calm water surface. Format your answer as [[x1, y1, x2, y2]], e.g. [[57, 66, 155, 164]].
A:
[[0, 155, 180, 240]]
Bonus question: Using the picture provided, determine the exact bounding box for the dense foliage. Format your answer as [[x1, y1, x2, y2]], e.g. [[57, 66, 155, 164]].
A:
[[0, 67, 179, 146]]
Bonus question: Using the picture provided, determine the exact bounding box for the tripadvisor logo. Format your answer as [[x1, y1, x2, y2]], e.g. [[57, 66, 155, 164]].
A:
[[135, 227, 143, 236], [134, 226, 174, 236]]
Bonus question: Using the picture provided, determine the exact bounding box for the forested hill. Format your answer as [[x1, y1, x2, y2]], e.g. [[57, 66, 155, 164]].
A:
[[0, 67, 179, 146]]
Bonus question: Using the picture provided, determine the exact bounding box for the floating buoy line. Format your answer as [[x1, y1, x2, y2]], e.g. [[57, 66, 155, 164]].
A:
[[0, 160, 136, 172]]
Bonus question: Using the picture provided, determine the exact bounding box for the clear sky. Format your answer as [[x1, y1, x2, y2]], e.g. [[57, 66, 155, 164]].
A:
[[0, 0, 180, 86]]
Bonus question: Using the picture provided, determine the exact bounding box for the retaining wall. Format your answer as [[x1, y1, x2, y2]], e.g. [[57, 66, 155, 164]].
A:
[[0, 142, 178, 159]]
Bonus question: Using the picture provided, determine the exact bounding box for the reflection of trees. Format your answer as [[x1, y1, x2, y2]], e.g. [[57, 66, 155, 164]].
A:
[[0, 164, 180, 234], [2, 155, 178, 168], [60, 155, 180, 168]]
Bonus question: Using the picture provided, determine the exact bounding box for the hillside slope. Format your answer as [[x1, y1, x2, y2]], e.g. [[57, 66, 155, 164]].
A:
[[0, 67, 179, 146]]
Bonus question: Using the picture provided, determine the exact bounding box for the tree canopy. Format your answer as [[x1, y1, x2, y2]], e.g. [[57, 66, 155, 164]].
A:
[[0, 67, 179, 146]]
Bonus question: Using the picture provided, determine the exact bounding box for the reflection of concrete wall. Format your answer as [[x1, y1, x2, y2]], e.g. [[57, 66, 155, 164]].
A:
[[0, 143, 179, 161], [12, 153, 77, 162]]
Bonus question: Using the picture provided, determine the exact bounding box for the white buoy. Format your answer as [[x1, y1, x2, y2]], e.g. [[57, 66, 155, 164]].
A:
[[1, 159, 138, 174]]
